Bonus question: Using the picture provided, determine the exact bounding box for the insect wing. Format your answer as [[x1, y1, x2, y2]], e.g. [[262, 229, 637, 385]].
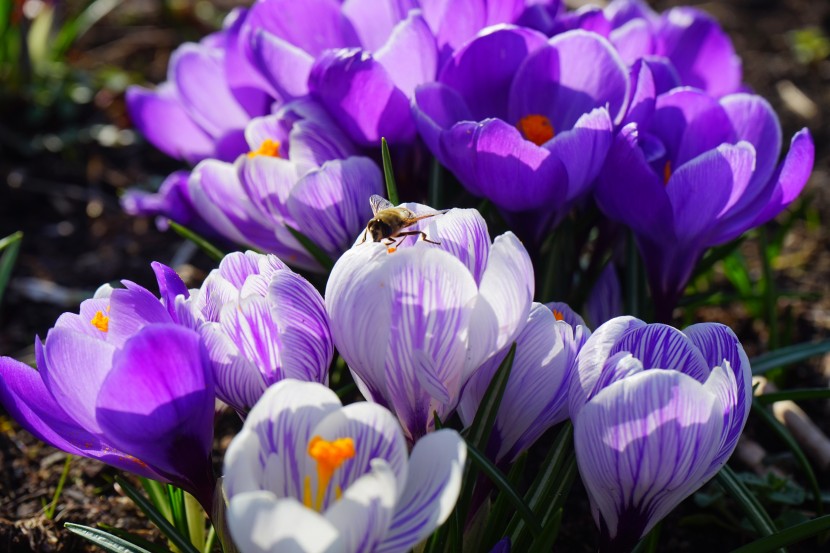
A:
[[369, 194, 395, 215]]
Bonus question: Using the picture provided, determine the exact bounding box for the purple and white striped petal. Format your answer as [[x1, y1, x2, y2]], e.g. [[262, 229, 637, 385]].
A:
[[202, 324, 267, 413], [574, 369, 725, 551], [376, 430, 466, 553]]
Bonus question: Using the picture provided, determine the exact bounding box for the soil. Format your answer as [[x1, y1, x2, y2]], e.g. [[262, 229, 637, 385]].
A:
[[0, 0, 829, 551]]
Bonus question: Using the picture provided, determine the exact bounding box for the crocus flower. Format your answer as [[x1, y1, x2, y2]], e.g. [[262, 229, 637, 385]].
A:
[[127, 11, 271, 164], [458, 302, 586, 463], [326, 203, 534, 441], [182, 99, 383, 271], [595, 86, 814, 320], [413, 27, 629, 244], [569, 317, 751, 551], [0, 266, 216, 510], [178, 251, 333, 414], [223, 379, 466, 553]]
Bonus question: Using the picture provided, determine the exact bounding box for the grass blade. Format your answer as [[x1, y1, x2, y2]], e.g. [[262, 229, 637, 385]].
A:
[[750, 340, 830, 375], [114, 476, 200, 553], [465, 441, 542, 536], [731, 514, 830, 553], [64, 523, 156, 553], [167, 485, 190, 543], [97, 524, 175, 553], [45, 454, 72, 519], [167, 221, 224, 262], [0, 230, 23, 305], [286, 226, 334, 272], [716, 465, 778, 542], [381, 137, 399, 205], [140, 477, 172, 522]]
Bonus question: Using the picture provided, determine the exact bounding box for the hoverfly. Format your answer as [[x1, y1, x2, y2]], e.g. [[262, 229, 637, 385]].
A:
[[359, 195, 441, 249]]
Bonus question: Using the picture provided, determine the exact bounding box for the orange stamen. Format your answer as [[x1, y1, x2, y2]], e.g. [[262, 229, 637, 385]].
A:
[[553, 309, 564, 321], [517, 114, 555, 146], [247, 138, 281, 158], [663, 160, 672, 186], [305, 436, 355, 511], [90, 308, 109, 332]]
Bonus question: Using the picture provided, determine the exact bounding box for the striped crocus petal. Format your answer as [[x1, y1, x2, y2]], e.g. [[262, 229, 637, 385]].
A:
[[459, 303, 572, 463], [574, 369, 725, 552], [376, 430, 466, 553]]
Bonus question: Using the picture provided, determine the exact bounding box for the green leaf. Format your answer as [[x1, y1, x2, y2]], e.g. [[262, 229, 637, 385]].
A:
[[465, 442, 542, 536], [716, 466, 779, 542], [480, 453, 527, 549], [167, 485, 190, 543], [751, 399, 823, 515], [756, 388, 830, 404], [380, 138, 399, 206], [286, 226, 334, 272], [0, 231, 23, 305], [528, 508, 563, 553], [750, 340, 830, 375], [730, 515, 830, 553], [693, 237, 746, 281], [97, 524, 175, 553], [140, 478, 172, 523], [114, 477, 201, 553], [167, 221, 225, 262], [464, 344, 516, 453], [64, 523, 156, 553]]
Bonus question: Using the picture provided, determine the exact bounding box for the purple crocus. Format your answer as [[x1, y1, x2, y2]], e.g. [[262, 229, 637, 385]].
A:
[[178, 251, 333, 414], [0, 266, 216, 510], [458, 302, 586, 463], [413, 27, 629, 244], [127, 10, 271, 164], [181, 99, 383, 271], [326, 203, 534, 441], [595, 85, 814, 320], [569, 317, 751, 551], [223, 379, 466, 553]]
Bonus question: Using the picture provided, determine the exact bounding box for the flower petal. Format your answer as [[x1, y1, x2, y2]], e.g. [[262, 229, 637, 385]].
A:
[[250, 29, 314, 100], [609, 323, 710, 381], [201, 323, 267, 413], [228, 492, 345, 553], [574, 369, 724, 550], [374, 11, 438, 98], [376, 429, 466, 553], [412, 82, 473, 158]]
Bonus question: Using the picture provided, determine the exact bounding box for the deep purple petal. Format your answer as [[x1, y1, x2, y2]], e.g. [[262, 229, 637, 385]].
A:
[[106, 283, 174, 348], [96, 324, 215, 504], [421, 0, 525, 57], [657, 7, 742, 96], [309, 49, 415, 145], [439, 26, 547, 121], [412, 82, 473, 160], [441, 118, 568, 210], [509, 30, 629, 128], [609, 323, 710, 381], [151, 262, 189, 322]]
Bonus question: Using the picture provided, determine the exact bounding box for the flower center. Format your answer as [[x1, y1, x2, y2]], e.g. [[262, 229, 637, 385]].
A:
[[663, 160, 672, 186], [552, 309, 564, 321], [517, 114, 555, 146], [247, 138, 281, 159], [304, 436, 355, 511], [90, 308, 110, 332]]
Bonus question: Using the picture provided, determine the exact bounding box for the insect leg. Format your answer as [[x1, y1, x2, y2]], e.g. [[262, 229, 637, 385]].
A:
[[359, 227, 368, 244]]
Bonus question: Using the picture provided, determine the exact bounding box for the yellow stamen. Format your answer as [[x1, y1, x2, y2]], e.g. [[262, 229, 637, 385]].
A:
[[305, 436, 355, 511], [663, 160, 672, 186], [90, 309, 109, 332], [517, 114, 555, 146], [247, 138, 281, 158], [553, 309, 564, 321]]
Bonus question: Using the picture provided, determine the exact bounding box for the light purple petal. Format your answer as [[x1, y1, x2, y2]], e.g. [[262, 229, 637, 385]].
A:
[[151, 262, 189, 322], [374, 11, 438, 98], [268, 270, 333, 385], [376, 430, 466, 553], [171, 43, 249, 137], [201, 324, 267, 413], [342, 0, 418, 52], [574, 369, 724, 549], [250, 29, 314, 100], [421, 0, 525, 56], [106, 283, 174, 348], [412, 82, 473, 158], [609, 18, 656, 65], [286, 157, 384, 257], [585, 264, 623, 329], [417, 208, 491, 284]]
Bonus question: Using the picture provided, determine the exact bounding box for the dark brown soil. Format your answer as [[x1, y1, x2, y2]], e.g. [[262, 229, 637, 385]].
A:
[[1, 0, 829, 551]]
